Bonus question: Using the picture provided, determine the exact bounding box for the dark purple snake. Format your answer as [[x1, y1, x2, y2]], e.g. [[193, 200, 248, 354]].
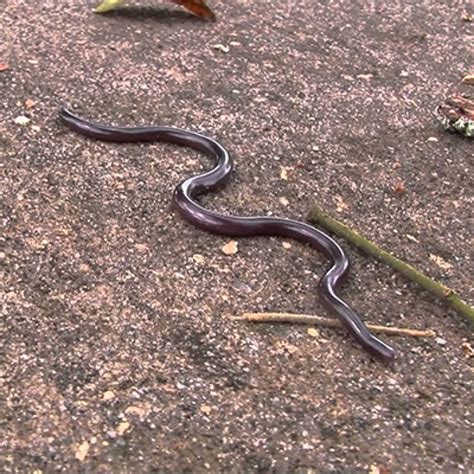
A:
[[59, 107, 395, 362]]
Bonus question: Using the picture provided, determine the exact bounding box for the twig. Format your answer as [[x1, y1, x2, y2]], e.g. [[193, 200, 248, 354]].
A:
[[230, 312, 435, 338], [308, 206, 474, 324]]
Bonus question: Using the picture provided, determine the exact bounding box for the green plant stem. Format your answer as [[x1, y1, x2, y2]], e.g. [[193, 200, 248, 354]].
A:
[[308, 206, 474, 324]]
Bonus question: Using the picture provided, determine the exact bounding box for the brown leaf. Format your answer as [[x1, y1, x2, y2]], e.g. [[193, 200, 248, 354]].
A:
[[25, 98, 35, 109], [393, 180, 406, 194], [0, 63, 9, 72], [170, 0, 215, 20], [461, 342, 474, 358]]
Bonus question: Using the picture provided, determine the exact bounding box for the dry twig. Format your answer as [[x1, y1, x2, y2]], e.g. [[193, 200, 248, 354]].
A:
[[230, 312, 436, 338]]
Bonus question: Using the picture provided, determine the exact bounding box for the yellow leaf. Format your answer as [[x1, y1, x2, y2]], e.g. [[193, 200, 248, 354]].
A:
[[307, 327, 320, 338], [93, 0, 123, 13]]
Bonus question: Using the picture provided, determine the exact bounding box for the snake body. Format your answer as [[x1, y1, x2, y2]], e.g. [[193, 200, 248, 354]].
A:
[[59, 107, 395, 362]]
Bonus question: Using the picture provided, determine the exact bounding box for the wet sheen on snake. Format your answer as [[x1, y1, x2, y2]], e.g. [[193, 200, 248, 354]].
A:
[[59, 107, 396, 362]]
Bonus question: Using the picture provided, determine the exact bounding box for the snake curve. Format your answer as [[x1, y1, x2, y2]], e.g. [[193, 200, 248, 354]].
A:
[[59, 107, 395, 362]]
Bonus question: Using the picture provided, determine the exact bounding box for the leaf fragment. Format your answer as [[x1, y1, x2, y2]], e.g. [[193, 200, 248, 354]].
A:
[[393, 180, 406, 194], [93, 0, 123, 13], [193, 254, 205, 264], [171, 0, 216, 19], [462, 73, 474, 85], [213, 44, 230, 53], [429, 254, 453, 270], [25, 98, 35, 109], [222, 240, 238, 255], [117, 421, 130, 435], [102, 390, 115, 401], [75, 441, 90, 462], [14, 115, 30, 125]]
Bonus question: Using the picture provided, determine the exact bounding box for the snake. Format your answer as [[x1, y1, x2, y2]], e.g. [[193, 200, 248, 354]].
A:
[[59, 107, 396, 362]]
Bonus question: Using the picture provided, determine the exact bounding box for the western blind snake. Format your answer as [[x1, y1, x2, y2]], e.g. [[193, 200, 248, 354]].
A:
[[59, 107, 395, 362]]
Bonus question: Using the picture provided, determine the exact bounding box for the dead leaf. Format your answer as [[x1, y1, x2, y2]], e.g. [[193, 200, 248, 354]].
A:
[[117, 421, 130, 435], [406, 234, 418, 243], [213, 44, 229, 53], [14, 115, 30, 125], [335, 195, 348, 212], [171, 0, 215, 19], [200, 404, 211, 415], [461, 342, 474, 358], [280, 167, 288, 180], [307, 327, 320, 338], [369, 466, 390, 474], [429, 254, 453, 270], [125, 405, 147, 417], [393, 180, 406, 194], [102, 390, 115, 401], [222, 240, 238, 255], [0, 63, 8, 72], [275, 341, 299, 354], [462, 73, 474, 85], [25, 98, 35, 109], [75, 441, 90, 462], [279, 197, 289, 206], [193, 254, 205, 264], [134, 243, 148, 252], [282, 241, 291, 250]]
